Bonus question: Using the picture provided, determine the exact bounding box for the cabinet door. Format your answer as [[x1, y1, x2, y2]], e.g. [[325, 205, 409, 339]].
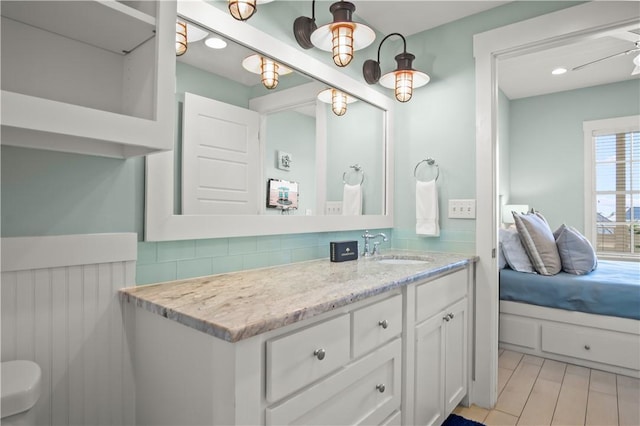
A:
[[414, 312, 446, 426], [444, 298, 468, 415]]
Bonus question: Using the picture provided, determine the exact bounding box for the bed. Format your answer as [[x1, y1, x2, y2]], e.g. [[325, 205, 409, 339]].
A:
[[499, 260, 640, 378]]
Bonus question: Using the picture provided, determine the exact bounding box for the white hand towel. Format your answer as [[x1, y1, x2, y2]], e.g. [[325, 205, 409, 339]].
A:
[[342, 183, 362, 215], [416, 180, 440, 236]]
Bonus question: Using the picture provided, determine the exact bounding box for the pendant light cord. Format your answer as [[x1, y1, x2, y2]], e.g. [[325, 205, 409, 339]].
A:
[[376, 32, 407, 63]]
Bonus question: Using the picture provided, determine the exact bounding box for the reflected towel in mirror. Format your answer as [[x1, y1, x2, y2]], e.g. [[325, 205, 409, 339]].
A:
[[342, 183, 362, 215], [416, 180, 440, 236]]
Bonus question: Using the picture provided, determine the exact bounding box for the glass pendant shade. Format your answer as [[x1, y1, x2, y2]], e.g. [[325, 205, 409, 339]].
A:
[[331, 89, 348, 115], [394, 71, 413, 102], [260, 57, 279, 89], [228, 0, 256, 21], [331, 24, 355, 67], [317, 88, 357, 116], [175, 21, 187, 56], [242, 55, 292, 90]]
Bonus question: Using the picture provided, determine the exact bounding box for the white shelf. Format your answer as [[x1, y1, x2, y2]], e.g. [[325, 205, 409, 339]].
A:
[[1, 91, 166, 158], [0, 0, 175, 159], [0, 0, 156, 54]]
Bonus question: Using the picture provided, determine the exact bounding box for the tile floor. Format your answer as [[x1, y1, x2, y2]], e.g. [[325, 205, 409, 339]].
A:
[[453, 349, 640, 426]]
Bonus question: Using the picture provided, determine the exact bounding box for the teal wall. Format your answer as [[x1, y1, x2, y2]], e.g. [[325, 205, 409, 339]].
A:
[[264, 110, 316, 215], [1, 1, 586, 285], [390, 1, 580, 252], [498, 90, 511, 210], [507, 79, 640, 233]]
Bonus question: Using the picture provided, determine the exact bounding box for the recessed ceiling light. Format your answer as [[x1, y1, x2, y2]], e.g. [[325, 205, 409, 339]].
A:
[[205, 37, 227, 49], [551, 67, 567, 75]]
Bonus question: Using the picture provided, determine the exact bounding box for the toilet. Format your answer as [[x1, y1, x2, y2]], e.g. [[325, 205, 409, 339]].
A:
[[1, 360, 41, 426]]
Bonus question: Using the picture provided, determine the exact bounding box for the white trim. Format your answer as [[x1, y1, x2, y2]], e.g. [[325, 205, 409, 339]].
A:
[[1, 233, 138, 272], [473, 1, 640, 409], [583, 115, 640, 246], [145, 0, 394, 241]]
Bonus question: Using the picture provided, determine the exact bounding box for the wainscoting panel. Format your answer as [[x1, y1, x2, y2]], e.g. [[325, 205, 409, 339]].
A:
[[1, 233, 137, 426]]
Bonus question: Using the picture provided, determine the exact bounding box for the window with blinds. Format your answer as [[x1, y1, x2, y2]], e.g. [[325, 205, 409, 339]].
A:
[[594, 130, 639, 257]]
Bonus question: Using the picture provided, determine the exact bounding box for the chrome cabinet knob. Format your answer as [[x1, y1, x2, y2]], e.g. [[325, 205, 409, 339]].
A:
[[313, 348, 326, 360], [448, 313, 455, 320], [376, 384, 386, 393], [584, 344, 591, 350], [378, 319, 389, 329], [443, 315, 450, 322]]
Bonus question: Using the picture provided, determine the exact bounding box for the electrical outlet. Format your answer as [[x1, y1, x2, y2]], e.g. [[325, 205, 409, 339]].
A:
[[325, 201, 342, 215], [448, 199, 476, 219]]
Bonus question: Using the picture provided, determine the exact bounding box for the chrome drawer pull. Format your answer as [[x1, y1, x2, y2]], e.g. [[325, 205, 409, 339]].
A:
[[584, 345, 591, 350], [313, 348, 326, 360], [378, 319, 389, 329], [376, 384, 386, 393]]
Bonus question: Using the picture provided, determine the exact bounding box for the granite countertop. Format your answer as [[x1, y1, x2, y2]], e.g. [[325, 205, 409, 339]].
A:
[[120, 250, 477, 343]]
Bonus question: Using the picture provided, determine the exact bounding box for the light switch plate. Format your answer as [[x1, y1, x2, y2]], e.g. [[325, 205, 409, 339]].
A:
[[277, 151, 292, 170], [448, 199, 476, 219]]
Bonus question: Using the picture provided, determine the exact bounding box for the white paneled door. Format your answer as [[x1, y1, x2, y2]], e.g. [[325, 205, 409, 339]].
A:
[[182, 92, 260, 215]]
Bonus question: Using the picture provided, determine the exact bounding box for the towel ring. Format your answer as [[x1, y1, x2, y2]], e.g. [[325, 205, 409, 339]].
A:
[[343, 164, 365, 185], [414, 158, 439, 182]]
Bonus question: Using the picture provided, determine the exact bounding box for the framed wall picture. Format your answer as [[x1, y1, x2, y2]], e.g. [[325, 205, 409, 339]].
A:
[[266, 179, 299, 210]]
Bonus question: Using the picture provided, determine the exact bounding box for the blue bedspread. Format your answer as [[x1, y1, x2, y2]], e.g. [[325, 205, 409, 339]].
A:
[[500, 260, 640, 320]]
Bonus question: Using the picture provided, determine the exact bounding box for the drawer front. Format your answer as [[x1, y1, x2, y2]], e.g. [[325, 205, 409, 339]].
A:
[[541, 323, 640, 370], [353, 294, 402, 358], [416, 269, 467, 323], [267, 314, 350, 402], [266, 338, 402, 426]]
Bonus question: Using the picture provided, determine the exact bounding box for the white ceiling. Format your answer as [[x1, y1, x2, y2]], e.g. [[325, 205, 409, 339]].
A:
[[180, 1, 640, 100]]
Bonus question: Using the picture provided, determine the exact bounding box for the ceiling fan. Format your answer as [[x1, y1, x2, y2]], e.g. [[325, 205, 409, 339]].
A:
[[572, 40, 640, 74]]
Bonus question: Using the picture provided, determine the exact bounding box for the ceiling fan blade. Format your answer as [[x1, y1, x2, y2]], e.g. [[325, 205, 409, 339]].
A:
[[571, 48, 637, 71]]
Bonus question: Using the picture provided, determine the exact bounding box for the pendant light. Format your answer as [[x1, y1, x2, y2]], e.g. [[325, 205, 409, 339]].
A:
[[228, 0, 257, 21], [317, 88, 357, 116], [293, 0, 375, 67], [175, 20, 187, 56], [362, 33, 430, 102], [242, 55, 292, 90]]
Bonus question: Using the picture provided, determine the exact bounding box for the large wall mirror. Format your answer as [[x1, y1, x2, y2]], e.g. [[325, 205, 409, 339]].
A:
[[145, 0, 394, 241]]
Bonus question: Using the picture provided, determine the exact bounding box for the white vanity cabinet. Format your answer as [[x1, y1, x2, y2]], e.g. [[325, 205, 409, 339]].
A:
[[131, 292, 403, 426], [407, 269, 470, 426], [124, 256, 476, 426], [0, 0, 175, 158]]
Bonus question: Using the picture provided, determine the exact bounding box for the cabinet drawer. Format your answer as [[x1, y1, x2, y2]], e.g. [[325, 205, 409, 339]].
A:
[[541, 323, 640, 370], [353, 294, 402, 358], [416, 270, 467, 323], [266, 314, 350, 402], [266, 338, 401, 426]]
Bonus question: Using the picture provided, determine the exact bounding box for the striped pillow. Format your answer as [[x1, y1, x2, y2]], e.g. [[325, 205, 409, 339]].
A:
[[512, 211, 562, 275]]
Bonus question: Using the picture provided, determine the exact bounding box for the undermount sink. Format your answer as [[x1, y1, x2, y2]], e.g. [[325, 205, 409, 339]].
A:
[[376, 255, 432, 265]]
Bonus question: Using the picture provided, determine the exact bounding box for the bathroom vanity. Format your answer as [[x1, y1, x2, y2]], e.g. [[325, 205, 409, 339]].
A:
[[120, 251, 476, 426]]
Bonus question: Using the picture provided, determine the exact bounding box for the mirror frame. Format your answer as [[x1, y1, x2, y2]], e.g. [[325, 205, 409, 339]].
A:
[[145, 0, 394, 241]]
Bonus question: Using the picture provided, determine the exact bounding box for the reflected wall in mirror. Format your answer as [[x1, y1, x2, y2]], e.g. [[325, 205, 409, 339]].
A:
[[175, 18, 385, 217], [145, 0, 394, 241]]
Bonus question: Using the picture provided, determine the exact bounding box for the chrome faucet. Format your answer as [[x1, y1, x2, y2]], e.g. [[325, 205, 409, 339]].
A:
[[361, 230, 389, 257]]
